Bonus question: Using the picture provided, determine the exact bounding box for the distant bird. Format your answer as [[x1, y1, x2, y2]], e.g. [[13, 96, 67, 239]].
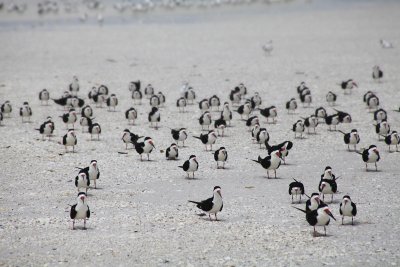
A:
[[36, 117, 54, 140], [199, 111, 212, 130], [326, 91, 337, 106], [148, 107, 160, 129], [121, 129, 141, 149], [292, 120, 305, 138], [373, 108, 387, 122], [375, 120, 390, 140], [340, 79, 358, 94], [188, 186, 223, 221], [184, 87, 196, 104], [221, 102, 232, 125], [359, 145, 380, 171], [78, 160, 100, 189], [363, 91, 374, 103], [251, 92, 262, 107], [97, 85, 109, 96], [236, 83, 247, 96], [366, 94, 379, 110], [319, 178, 338, 202], [88, 87, 98, 102], [251, 123, 261, 143], [60, 108, 77, 129], [69, 76, 79, 96], [334, 109, 352, 123], [380, 39, 394, 48], [88, 122, 101, 140], [372, 65, 383, 82], [70, 192, 90, 230], [262, 40, 273, 55], [134, 137, 155, 161], [81, 105, 93, 118], [246, 116, 259, 129], [259, 106, 277, 123], [293, 205, 336, 237], [1, 101, 12, 117], [129, 80, 141, 92], [229, 87, 241, 105], [315, 107, 327, 122], [93, 93, 107, 108], [325, 114, 340, 131], [19, 102, 32, 122], [297, 82, 308, 94], [62, 129, 77, 152], [176, 97, 187, 112], [106, 94, 118, 111], [171, 128, 188, 147], [179, 155, 198, 178], [385, 131, 400, 152], [39, 89, 50, 105], [75, 172, 90, 194], [300, 92, 312, 107], [198, 99, 210, 111], [209, 95, 221, 111], [214, 147, 228, 169], [286, 98, 297, 114], [320, 166, 336, 180], [157, 92, 166, 106], [338, 129, 360, 151], [97, 13, 104, 25], [214, 117, 227, 137], [339, 195, 357, 225], [131, 88, 143, 105], [265, 140, 293, 164], [251, 150, 282, 178], [125, 107, 138, 125], [256, 128, 269, 148], [166, 143, 179, 160], [289, 178, 305, 203], [194, 130, 217, 151], [79, 117, 93, 133], [237, 102, 252, 120], [303, 115, 318, 134], [150, 95, 160, 108]]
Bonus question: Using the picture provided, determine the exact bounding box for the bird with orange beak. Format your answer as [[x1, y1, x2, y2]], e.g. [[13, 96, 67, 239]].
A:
[[189, 186, 223, 221], [70, 192, 90, 230], [135, 137, 155, 161], [293, 205, 336, 237]]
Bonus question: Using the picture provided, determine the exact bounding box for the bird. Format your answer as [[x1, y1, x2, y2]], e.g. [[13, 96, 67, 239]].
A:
[[209, 95, 221, 111], [315, 107, 327, 122], [122, 129, 142, 149], [166, 143, 179, 160], [1, 101, 12, 117], [75, 172, 90, 193], [292, 120, 305, 138], [303, 115, 318, 134], [93, 93, 107, 108], [326, 91, 337, 106], [39, 89, 50, 105], [340, 79, 358, 94], [19, 102, 32, 122], [265, 140, 293, 164], [289, 178, 305, 203], [363, 91, 375, 103], [88, 87, 98, 102], [325, 114, 340, 131], [286, 98, 297, 114], [170, 128, 188, 147], [193, 130, 217, 151], [334, 109, 352, 123], [372, 65, 383, 82], [373, 108, 387, 122], [251, 150, 282, 178], [198, 99, 210, 111], [293, 205, 336, 237], [179, 155, 198, 178], [251, 123, 261, 143], [229, 87, 241, 106], [375, 120, 390, 140], [320, 166, 336, 180], [385, 131, 400, 152], [78, 160, 100, 189], [144, 84, 154, 99], [184, 87, 196, 104], [256, 128, 269, 148], [36, 117, 55, 140], [88, 122, 101, 140], [237, 102, 252, 120], [246, 116, 259, 129], [62, 129, 77, 152], [366, 94, 379, 110], [262, 40, 273, 55], [188, 186, 223, 221], [318, 178, 338, 202], [297, 82, 309, 94], [236, 83, 247, 96], [339, 195, 357, 225], [380, 39, 394, 48], [106, 94, 118, 111], [214, 117, 227, 137], [81, 105, 93, 118], [251, 92, 262, 108], [338, 129, 360, 151], [129, 80, 141, 92], [199, 111, 212, 131], [305, 193, 325, 212], [157, 92, 166, 106], [60, 108, 77, 129], [150, 94, 160, 108], [300, 92, 312, 107], [214, 147, 228, 169], [148, 107, 161, 129], [359, 145, 380, 171], [52, 94, 71, 109], [220, 102, 232, 125], [131, 88, 143, 105], [79, 117, 94, 133], [259, 106, 277, 123], [176, 97, 187, 112], [69, 76, 79, 96], [70, 192, 90, 230], [134, 137, 155, 161], [125, 107, 138, 125]]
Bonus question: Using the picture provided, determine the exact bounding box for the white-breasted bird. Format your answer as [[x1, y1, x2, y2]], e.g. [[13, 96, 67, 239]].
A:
[[70, 192, 90, 230], [188, 186, 223, 221]]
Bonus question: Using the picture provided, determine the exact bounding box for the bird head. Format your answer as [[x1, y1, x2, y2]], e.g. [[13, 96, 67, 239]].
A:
[[323, 207, 336, 221], [213, 186, 222, 197]]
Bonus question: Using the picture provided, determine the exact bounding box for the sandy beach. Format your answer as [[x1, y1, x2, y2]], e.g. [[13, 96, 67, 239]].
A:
[[1, 0, 400, 266]]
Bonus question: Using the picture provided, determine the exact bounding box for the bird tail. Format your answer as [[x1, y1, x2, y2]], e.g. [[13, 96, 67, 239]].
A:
[[178, 166, 184, 169], [35, 128, 40, 131], [292, 177, 300, 183], [337, 130, 346, 135], [251, 158, 260, 164], [75, 167, 83, 170], [188, 200, 201, 205], [354, 151, 362, 155], [193, 136, 201, 140], [292, 206, 307, 213]]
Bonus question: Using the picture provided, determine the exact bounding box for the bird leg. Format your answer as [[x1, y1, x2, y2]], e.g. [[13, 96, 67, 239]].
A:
[[94, 180, 96, 189], [324, 226, 326, 236], [209, 214, 212, 221], [375, 162, 378, 171], [267, 170, 270, 179], [342, 216, 344, 225], [215, 214, 218, 221], [313, 226, 316, 237], [84, 219, 87, 230], [217, 162, 219, 169], [352, 217, 354, 225], [274, 170, 277, 178], [223, 162, 225, 169], [291, 195, 294, 203], [72, 220, 75, 230], [331, 194, 333, 202], [147, 154, 150, 161]]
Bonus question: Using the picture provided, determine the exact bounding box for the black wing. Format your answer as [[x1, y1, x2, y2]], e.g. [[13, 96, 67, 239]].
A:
[[62, 134, 67, 145], [197, 197, 214, 212], [87, 205, 91, 218], [351, 202, 357, 216], [70, 204, 77, 219], [344, 133, 350, 144], [75, 176, 78, 187], [182, 160, 190, 171]]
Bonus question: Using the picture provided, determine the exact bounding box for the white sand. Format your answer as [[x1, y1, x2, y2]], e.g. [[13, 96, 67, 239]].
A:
[[1, 1, 400, 266]]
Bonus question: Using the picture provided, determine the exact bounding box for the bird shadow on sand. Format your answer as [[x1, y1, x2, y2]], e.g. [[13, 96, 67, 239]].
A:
[[312, 232, 333, 238], [320, 199, 341, 204], [71, 226, 92, 231], [365, 169, 382, 173], [184, 177, 199, 180]]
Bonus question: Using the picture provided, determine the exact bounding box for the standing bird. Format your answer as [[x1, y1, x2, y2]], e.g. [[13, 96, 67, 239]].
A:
[[236, 83, 247, 96], [374, 108, 387, 122], [125, 107, 138, 125], [157, 92, 166, 107], [62, 129, 77, 152], [385, 131, 400, 152], [150, 94, 160, 108], [60, 108, 77, 129], [246, 116, 259, 129], [300, 92, 312, 107], [199, 111, 212, 130], [88, 87, 98, 102], [214, 117, 227, 137], [320, 166, 336, 180], [326, 91, 337, 106], [148, 107, 161, 129], [372, 65, 383, 82], [199, 99, 210, 112], [251, 150, 282, 178], [1, 101, 12, 117], [221, 102, 232, 126], [144, 84, 154, 99], [315, 107, 327, 122], [339, 195, 357, 225], [303, 115, 319, 134], [334, 109, 352, 123], [237, 102, 252, 120], [78, 160, 100, 189], [292, 120, 305, 138], [359, 145, 380, 171], [184, 87, 196, 104], [338, 129, 360, 151], [286, 98, 297, 114], [260, 106, 277, 123], [131, 88, 143, 105], [256, 128, 269, 148], [129, 80, 141, 92], [251, 92, 262, 107], [340, 79, 358, 94], [262, 41, 273, 55], [188, 186, 223, 221], [179, 155, 198, 178], [75, 172, 90, 193], [375, 120, 390, 140], [70, 192, 90, 230], [266, 140, 293, 164], [289, 179, 305, 203], [69, 76, 79, 96], [39, 89, 50, 105], [176, 97, 187, 112], [293, 205, 336, 237], [325, 114, 340, 131], [166, 143, 179, 160], [88, 122, 101, 140], [19, 102, 32, 122], [36, 117, 55, 140], [318, 178, 338, 202], [366, 94, 379, 110], [171, 128, 188, 147], [251, 123, 261, 143], [229, 87, 242, 106], [98, 85, 109, 96], [305, 193, 325, 212], [194, 130, 217, 151], [121, 129, 141, 149], [106, 94, 118, 111], [79, 117, 93, 133], [214, 147, 228, 169], [209, 95, 221, 111], [134, 137, 155, 161], [81, 105, 93, 118]]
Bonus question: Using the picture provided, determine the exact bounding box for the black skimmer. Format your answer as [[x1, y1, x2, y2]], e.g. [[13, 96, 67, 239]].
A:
[[176, 97, 187, 112], [300, 91, 312, 107], [69, 76, 79, 96], [246, 116, 259, 129], [144, 84, 154, 98], [150, 94, 160, 108], [93, 93, 107, 108], [293, 205, 336, 237], [338, 129, 360, 151], [81, 105, 93, 118], [60, 108, 77, 129], [1, 101, 12, 117], [106, 94, 118, 111], [289, 178, 305, 203], [188, 186, 223, 221], [78, 160, 100, 189], [52, 94, 71, 109], [339, 195, 357, 225], [326, 91, 337, 106], [237, 102, 252, 120], [334, 109, 352, 123], [157, 92, 166, 107], [221, 102, 232, 126], [372, 65, 383, 82], [129, 80, 141, 92], [166, 143, 179, 160], [19, 102, 32, 122], [179, 155, 198, 178], [305, 193, 325, 212], [366, 94, 379, 110], [315, 107, 327, 122], [148, 107, 161, 129], [286, 98, 297, 114], [97, 84, 109, 95], [199, 111, 212, 130], [256, 128, 269, 148], [385, 131, 400, 152], [236, 83, 247, 96], [70, 192, 90, 230], [303, 115, 318, 134], [209, 95, 221, 111], [88, 122, 101, 140], [131, 88, 142, 105], [297, 82, 307, 94], [194, 130, 217, 151], [260, 106, 277, 123], [251, 92, 262, 108], [375, 120, 390, 140], [36, 117, 54, 140], [125, 107, 138, 125], [251, 123, 261, 143], [214, 117, 227, 137], [88, 86, 98, 102], [229, 87, 241, 105], [39, 89, 50, 105], [319, 178, 338, 202], [320, 166, 336, 180], [292, 120, 305, 138], [68, 96, 85, 109], [134, 137, 155, 161], [184, 87, 196, 104], [251, 150, 281, 178], [122, 129, 141, 149], [325, 113, 340, 131], [363, 91, 375, 103], [374, 108, 387, 122], [214, 147, 228, 169], [79, 117, 93, 133], [199, 99, 210, 111], [75, 172, 90, 193], [171, 128, 188, 147], [340, 79, 358, 94], [359, 145, 380, 171], [62, 129, 77, 152], [265, 140, 293, 164]]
